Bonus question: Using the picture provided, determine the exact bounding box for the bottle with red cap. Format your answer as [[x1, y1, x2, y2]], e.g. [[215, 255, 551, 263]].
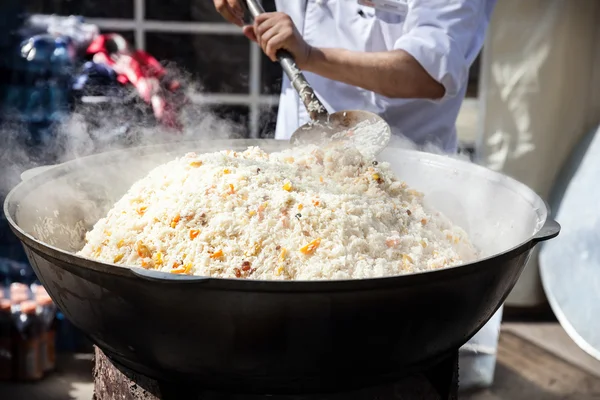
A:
[[12, 300, 44, 381], [8, 284, 31, 380], [0, 289, 12, 381], [9, 285, 30, 307], [34, 285, 57, 373], [9, 283, 30, 300]]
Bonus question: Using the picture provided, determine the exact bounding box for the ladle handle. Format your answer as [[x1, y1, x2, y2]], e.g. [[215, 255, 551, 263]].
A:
[[244, 0, 329, 122]]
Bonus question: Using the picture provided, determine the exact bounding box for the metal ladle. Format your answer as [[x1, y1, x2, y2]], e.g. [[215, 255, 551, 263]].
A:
[[244, 0, 391, 157]]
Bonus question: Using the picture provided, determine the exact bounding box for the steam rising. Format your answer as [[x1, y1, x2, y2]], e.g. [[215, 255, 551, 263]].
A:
[[0, 67, 249, 198], [1, 59, 481, 261]]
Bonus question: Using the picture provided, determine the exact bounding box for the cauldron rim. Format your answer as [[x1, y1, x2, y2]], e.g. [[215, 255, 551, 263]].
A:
[[3, 138, 559, 292]]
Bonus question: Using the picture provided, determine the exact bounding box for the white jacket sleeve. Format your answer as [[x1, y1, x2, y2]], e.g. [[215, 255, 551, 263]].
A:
[[393, 0, 496, 99]]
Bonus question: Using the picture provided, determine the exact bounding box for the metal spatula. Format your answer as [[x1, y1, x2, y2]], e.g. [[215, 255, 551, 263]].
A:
[[244, 0, 392, 158]]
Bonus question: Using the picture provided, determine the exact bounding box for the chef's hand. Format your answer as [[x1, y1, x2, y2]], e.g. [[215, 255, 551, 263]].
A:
[[213, 0, 245, 27], [244, 12, 312, 68], [213, 2, 311, 67]]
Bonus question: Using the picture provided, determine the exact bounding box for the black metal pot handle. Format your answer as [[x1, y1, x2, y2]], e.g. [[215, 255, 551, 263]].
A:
[[532, 217, 561, 243], [130, 267, 211, 283], [532, 199, 561, 243]]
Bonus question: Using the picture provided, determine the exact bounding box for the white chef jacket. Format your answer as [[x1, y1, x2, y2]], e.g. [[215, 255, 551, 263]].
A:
[[273, 0, 496, 153]]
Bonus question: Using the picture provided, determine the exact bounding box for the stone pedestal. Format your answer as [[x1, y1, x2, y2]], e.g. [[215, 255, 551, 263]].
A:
[[93, 346, 458, 400]]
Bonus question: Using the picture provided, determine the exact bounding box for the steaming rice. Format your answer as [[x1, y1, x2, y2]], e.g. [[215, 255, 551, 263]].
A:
[[78, 144, 478, 280]]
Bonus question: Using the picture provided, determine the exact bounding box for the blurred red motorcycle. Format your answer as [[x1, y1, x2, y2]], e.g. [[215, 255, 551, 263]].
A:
[[87, 33, 188, 132]]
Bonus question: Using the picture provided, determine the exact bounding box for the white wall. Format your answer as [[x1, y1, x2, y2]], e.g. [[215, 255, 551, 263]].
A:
[[477, 0, 600, 306]]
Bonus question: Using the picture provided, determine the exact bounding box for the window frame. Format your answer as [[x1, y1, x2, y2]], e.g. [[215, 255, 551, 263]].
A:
[[87, 0, 278, 138]]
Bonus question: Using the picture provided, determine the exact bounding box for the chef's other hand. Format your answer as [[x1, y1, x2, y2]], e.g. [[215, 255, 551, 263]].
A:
[[214, 0, 245, 27], [244, 12, 312, 69]]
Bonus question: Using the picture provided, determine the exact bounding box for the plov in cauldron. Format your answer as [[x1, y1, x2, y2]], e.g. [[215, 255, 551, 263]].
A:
[[3, 139, 560, 393], [78, 143, 478, 280]]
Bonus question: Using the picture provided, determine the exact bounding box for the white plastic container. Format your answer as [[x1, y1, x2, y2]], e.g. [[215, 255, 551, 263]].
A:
[[458, 306, 503, 391]]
